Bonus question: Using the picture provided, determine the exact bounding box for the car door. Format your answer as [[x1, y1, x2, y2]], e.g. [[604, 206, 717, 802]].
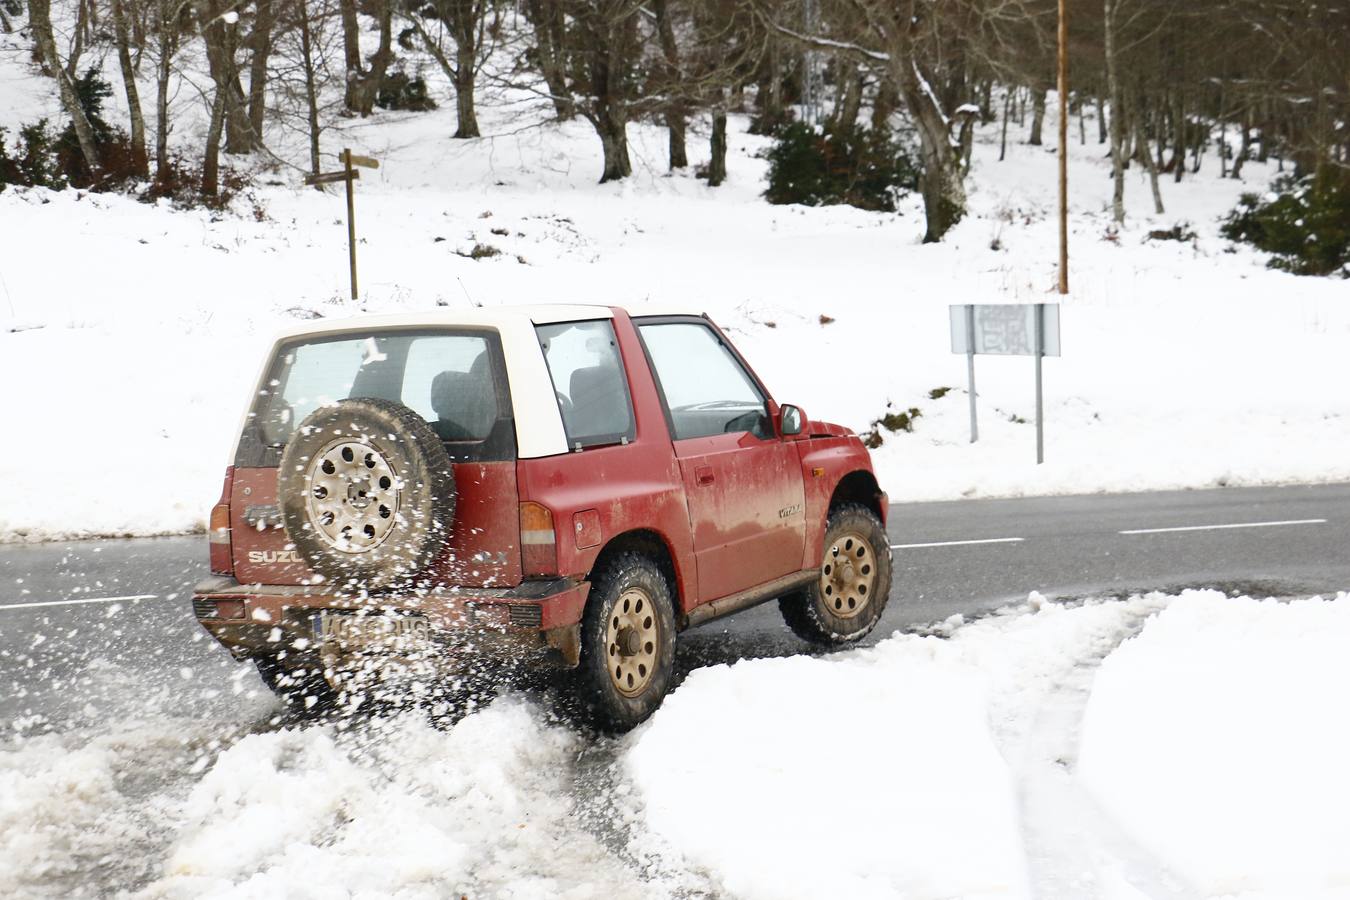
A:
[[636, 318, 806, 602]]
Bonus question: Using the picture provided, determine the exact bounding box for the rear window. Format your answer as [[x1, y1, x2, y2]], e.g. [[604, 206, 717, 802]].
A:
[[235, 329, 515, 466]]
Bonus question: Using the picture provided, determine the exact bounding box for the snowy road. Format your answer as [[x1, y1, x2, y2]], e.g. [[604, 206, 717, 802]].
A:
[[2, 484, 1349, 898], [4, 482, 1348, 728]]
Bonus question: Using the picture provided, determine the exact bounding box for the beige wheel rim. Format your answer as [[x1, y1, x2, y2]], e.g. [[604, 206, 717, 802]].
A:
[[304, 439, 401, 553], [820, 529, 877, 619], [606, 587, 660, 697]]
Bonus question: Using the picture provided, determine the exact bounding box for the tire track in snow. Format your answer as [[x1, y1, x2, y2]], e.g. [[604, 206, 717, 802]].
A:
[[999, 599, 1197, 900]]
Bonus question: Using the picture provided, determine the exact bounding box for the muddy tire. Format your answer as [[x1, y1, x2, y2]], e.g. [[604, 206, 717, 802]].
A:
[[278, 398, 455, 591], [577, 551, 677, 732], [255, 656, 337, 712], [780, 503, 891, 646]]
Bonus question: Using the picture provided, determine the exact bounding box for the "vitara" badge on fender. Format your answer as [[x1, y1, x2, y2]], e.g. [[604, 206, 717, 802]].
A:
[[778, 503, 803, 519]]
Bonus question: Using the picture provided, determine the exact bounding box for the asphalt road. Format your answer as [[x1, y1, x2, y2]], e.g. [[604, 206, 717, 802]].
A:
[[3, 483, 1349, 724]]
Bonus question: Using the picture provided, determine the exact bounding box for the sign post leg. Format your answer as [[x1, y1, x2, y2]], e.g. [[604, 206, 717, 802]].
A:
[[343, 148, 358, 301], [1035, 303, 1045, 464], [965, 304, 978, 443]]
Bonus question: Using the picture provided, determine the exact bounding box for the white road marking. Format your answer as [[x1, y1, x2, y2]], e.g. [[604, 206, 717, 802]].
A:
[[0, 594, 157, 612], [1119, 518, 1327, 536], [891, 537, 1025, 550]]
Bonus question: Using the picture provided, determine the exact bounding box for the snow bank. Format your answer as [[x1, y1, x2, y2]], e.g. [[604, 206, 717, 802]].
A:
[[623, 595, 1167, 899], [142, 698, 651, 899], [1079, 593, 1350, 899]]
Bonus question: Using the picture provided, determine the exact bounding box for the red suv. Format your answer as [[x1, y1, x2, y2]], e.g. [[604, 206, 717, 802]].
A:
[[194, 306, 890, 729]]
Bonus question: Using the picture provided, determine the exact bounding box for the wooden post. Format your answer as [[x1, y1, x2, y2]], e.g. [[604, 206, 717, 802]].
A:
[[1057, 0, 1069, 295], [343, 148, 358, 301]]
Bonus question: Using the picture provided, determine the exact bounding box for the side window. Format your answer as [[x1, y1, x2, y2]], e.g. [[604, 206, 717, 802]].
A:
[[537, 320, 634, 449], [638, 322, 770, 440]]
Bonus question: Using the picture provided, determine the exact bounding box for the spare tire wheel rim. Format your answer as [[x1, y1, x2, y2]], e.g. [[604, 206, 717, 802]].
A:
[[304, 438, 402, 553], [820, 529, 876, 619], [607, 586, 659, 698]]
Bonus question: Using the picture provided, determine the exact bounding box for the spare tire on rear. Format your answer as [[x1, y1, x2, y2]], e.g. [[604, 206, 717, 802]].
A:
[[278, 397, 455, 591]]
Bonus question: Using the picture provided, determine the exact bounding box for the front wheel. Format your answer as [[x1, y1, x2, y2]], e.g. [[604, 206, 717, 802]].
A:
[[780, 504, 892, 646], [577, 551, 677, 732]]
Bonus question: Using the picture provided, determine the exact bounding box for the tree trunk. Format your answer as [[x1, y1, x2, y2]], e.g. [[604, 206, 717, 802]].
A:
[[66, 0, 88, 79], [1171, 92, 1185, 182], [668, 115, 688, 170], [339, 0, 363, 112], [1231, 110, 1250, 179], [707, 104, 727, 187], [453, 36, 480, 137], [870, 76, 897, 132], [895, 57, 966, 242], [202, 82, 228, 197], [751, 38, 785, 134], [247, 0, 273, 144], [1135, 118, 1164, 215], [524, 0, 572, 119], [999, 87, 1010, 161], [153, 0, 175, 183], [112, 0, 149, 176], [591, 109, 631, 182], [653, 0, 685, 168], [298, 0, 322, 186], [28, 0, 101, 171], [362, 0, 394, 116], [832, 64, 864, 130], [1104, 0, 1125, 224], [1097, 94, 1107, 144], [1029, 86, 1046, 145]]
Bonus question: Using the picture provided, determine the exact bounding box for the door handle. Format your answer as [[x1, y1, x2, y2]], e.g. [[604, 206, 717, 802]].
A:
[[696, 466, 715, 486]]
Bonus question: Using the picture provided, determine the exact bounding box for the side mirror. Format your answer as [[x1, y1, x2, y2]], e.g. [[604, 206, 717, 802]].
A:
[[780, 404, 805, 437]]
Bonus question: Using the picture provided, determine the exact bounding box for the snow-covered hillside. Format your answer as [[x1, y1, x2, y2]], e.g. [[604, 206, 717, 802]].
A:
[[2, 32, 1349, 542]]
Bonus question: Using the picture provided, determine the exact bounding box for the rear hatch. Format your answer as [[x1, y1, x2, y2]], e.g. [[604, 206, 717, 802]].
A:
[[229, 327, 521, 589]]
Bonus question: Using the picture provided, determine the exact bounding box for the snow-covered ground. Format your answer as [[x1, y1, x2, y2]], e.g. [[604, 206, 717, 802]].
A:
[[2, 25, 1349, 541], [4, 590, 1349, 898]]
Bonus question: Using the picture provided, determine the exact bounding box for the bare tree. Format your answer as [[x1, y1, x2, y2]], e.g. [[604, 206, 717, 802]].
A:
[[111, 0, 150, 175], [27, 0, 101, 170], [408, 0, 491, 137]]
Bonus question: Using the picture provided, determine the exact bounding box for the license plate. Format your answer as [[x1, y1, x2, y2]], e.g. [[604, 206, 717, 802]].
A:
[[312, 611, 431, 648]]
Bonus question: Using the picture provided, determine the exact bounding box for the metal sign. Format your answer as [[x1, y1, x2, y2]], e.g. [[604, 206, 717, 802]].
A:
[[950, 304, 1060, 356], [950, 304, 1061, 464]]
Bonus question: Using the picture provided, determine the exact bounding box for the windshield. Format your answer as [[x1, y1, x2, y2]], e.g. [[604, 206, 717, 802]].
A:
[[237, 329, 514, 465]]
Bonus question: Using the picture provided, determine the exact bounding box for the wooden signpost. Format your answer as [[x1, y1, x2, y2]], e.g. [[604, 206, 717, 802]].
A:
[[305, 148, 379, 301]]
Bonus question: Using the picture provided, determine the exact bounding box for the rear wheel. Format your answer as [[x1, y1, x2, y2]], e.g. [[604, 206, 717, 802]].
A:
[[780, 503, 891, 645], [577, 551, 677, 732]]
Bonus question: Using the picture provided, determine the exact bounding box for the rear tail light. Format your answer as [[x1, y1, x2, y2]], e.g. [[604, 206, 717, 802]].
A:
[[519, 501, 558, 576], [209, 468, 235, 576]]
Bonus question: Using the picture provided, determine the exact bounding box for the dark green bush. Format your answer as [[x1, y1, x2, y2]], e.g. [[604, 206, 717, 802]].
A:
[[1222, 173, 1350, 277], [0, 70, 160, 194], [764, 122, 918, 212], [376, 71, 437, 112], [0, 120, 66, 191]]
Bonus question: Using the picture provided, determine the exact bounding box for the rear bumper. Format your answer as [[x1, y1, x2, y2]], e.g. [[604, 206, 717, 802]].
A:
[[191, 576, 588, 668]]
